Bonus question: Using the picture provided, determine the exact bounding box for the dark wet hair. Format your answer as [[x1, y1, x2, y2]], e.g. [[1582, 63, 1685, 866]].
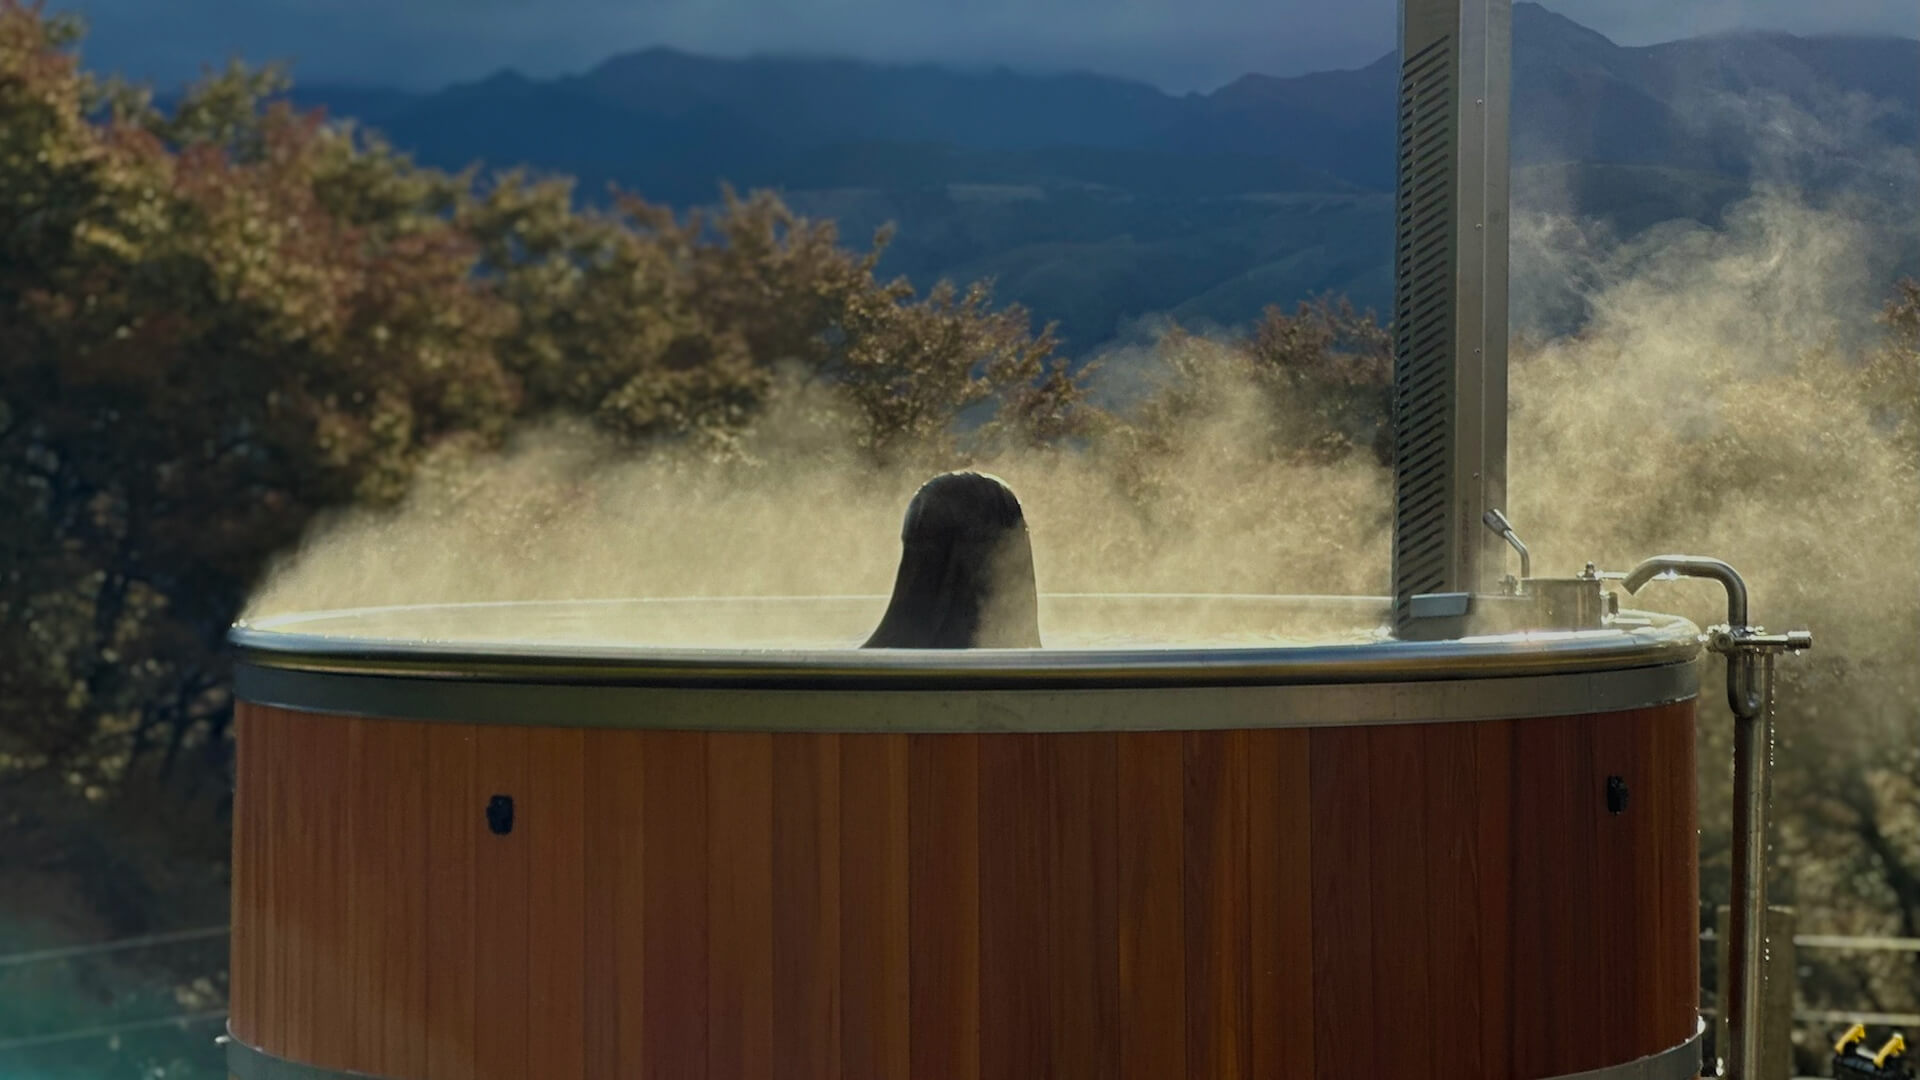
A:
[[862, 472, 1042, 649]]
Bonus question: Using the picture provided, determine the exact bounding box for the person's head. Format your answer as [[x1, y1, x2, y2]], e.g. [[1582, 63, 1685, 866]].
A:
[[862, 471, 1041, 649]]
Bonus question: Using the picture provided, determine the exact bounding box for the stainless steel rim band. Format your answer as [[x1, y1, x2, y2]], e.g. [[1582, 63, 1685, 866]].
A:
[[227, 1028, 381, 1079], [227, 1020, 1706, 1079], [1544, 1019, 1708, 1080], [235, 657, 1698, 731], [230, 616, 1702, 689]]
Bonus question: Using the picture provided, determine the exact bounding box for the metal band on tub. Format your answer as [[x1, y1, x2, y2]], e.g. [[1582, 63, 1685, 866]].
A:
[[1544, 1019, 1708, 1080], [226, 1027, 380, 1079], [225, 1019, 1707, 1079], [233, 656, 1700, 731]]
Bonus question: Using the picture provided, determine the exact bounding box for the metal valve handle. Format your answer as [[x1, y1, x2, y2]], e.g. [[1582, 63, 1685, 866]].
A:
[[1483, 509, 1532, 582]]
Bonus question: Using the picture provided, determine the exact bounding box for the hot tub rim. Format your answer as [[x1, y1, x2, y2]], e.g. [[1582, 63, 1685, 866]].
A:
[[229, 595, 1704, 730], [229, 594, 1702, 690], [232, 657, 1700, 731]]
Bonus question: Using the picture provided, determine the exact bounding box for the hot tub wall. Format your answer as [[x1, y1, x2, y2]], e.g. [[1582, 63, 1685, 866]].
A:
[[227, 699, 1699, 1080]]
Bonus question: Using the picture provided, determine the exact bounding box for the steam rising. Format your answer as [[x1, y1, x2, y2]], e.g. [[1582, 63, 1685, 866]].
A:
[[243, 371, 1393, 636], [248, 191, 1910, 648]]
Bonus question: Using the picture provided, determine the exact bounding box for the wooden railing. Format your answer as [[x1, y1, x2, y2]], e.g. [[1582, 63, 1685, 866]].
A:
[[1703, 906, 1920, 1079]]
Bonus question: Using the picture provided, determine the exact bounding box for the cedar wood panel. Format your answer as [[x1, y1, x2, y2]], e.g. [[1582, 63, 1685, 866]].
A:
[[230, 701, 1699, 1080]]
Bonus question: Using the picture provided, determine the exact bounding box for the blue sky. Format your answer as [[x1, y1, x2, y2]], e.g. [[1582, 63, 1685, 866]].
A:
[[54, 0, 1920, 94]]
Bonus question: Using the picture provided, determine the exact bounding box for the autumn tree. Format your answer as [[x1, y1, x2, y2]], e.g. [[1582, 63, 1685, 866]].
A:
[[2, 5, 507, 787], [460, 177, 1087, 460], [1117, 295, 1392, 478], [0, 0, 1088, 930], [1246, 295, 1394, 464]]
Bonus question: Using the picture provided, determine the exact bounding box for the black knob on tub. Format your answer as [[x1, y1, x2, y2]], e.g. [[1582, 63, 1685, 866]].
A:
[[486, 794, 515, 835]]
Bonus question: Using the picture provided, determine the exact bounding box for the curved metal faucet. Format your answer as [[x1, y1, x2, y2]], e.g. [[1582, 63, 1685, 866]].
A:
[[1622, 555, 1760, 718], [1623, 554, 1748, 630]]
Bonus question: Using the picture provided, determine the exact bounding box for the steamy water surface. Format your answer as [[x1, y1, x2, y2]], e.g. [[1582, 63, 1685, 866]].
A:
[[240, 594, 1395, 652]]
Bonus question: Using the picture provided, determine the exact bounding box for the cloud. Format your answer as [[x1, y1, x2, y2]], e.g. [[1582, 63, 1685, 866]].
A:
[[54, 0, 1920, 93]]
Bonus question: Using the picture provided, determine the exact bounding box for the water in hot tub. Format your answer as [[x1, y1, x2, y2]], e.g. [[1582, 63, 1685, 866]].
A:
[[244, 593, 1393, 652]]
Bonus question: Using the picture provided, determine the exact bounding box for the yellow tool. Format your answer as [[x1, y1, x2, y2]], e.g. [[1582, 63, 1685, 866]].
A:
[[1871, 1033, 1908, 1069], [1838, 1024, 1870, 1055]]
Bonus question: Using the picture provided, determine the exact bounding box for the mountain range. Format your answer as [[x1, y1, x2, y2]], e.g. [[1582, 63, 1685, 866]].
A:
[[279, 3, 1920, 350]]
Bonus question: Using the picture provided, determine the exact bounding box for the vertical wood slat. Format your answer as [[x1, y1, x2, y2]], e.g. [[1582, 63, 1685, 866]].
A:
[[311, 712, 352, 1071], [1641, 707, 1674, 1057], [611, 732, 650, 1079], [1368, 725, 1435, 1080], [979, 734, 1052, 1080], [1045, 734, 1120, 1080], [1474, 720, 1516, 1080], [388, 720, 432, 1080], [1309, 727, 1375, 1080], [643, 731, 709, 1080], [527, 728, 587, 1080], [708, 734, 774, 1080], [1247, 729, 1314, 1080], [1662, 707, 1702, 1048], [1510, 716, 1567, 1078], [474, 726, 532, 1080], [1067, 730, 1121, 1080], [1050, 734, 1097, 1080], [773, 733, 842, 1080], [425, 725, 478, 1080], [1185, 730, 1251, 1080], [1118, 731, 1186, 1080], [283, 708, 316, 1067], [1423, 722, 1484, 1080], [268, 707, 291, 1056], [267, 708, 295, 1063], [344, 718, 384, 1074], [582, 730, 626, 1079], [269, 709, 295, 1064], [909, 735, 981, 1080], [251, 708, 275, 1050], [840, 735, 911, 1080], [1565, 715, 1604, 1073], [259, 707, 286, 1056], [228, 707, 256, 1047], [1591, 709, 1647, 1068]]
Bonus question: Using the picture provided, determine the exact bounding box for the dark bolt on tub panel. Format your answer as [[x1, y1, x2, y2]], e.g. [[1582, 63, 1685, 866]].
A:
[[227, 596, 1705, 1080]]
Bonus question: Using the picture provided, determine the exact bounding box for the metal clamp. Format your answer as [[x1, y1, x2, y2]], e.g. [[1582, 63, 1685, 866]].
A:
[[1622, 556, 1811, 1080]]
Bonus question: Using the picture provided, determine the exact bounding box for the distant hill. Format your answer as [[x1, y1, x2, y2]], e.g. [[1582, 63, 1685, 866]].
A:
[[278, 3, 1919, 349], [1168, 5, 1919, 188]]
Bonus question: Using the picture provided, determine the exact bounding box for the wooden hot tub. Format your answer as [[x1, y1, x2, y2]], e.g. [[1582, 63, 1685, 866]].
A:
[[224, 595, 1705, 1080]]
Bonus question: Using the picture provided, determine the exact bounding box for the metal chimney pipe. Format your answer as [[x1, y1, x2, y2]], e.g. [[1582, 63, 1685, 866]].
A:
[[1391, 0, 1513, 639]]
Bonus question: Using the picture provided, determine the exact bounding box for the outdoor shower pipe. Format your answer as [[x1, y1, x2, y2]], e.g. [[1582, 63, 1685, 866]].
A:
[[1623, 554, 1811, 1080]]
